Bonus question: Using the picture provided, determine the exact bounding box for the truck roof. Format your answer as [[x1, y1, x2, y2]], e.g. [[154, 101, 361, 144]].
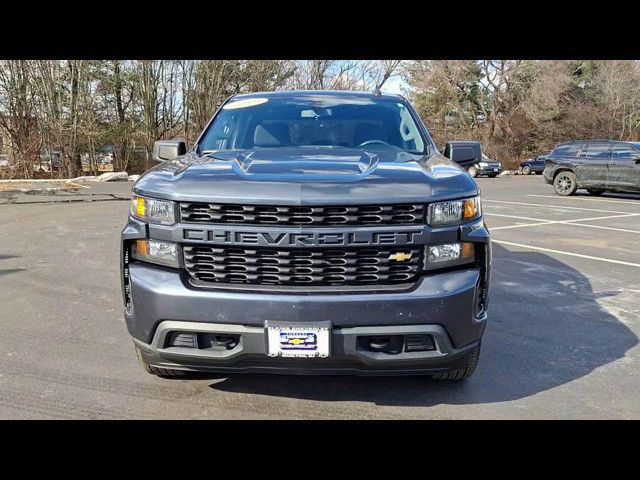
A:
[[230, 90, 405, 102]]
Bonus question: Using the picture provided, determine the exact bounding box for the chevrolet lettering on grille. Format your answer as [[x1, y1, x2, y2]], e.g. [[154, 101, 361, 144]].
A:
[[182, 229, 425, 247]]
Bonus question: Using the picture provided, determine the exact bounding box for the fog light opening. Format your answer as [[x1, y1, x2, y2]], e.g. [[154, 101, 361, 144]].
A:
[[358, 335, 404, 355], [166, 332, 198, 348], [195, 333, 241, 351], [213, 335, 239, 350], [405, 334, 436, 352]]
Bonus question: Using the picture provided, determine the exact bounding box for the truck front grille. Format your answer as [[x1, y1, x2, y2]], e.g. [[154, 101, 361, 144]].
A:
[[183, 245, 423, 286], [180, 203, 425, 226]]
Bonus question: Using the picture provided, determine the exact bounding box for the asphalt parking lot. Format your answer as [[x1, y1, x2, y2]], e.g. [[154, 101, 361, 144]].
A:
[[1, 176, 639, 419]]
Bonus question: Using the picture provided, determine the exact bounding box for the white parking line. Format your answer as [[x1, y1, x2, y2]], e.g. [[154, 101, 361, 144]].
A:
[[487, 212, 638, 223], [490, 222, 554, 231], [485, 212, 550, 222], [483, 199, 635, 215], [486, 212, 640, 233], [492, 240, 640, 268], [528, 194, 640, 206], [564, 213, 640, 222], [563, 223, 640, 234]]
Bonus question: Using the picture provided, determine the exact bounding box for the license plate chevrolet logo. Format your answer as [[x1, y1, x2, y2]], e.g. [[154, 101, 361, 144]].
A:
[[279, 332, 317, 350], [389, 252, 412, 262]]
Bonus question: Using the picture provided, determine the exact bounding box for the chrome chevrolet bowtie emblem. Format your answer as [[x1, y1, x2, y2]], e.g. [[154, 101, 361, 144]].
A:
[[389, 252, 412, 262]]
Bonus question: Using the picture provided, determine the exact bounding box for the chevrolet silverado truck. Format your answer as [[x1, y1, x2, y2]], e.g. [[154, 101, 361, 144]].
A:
[[121, 91, 491, 380]]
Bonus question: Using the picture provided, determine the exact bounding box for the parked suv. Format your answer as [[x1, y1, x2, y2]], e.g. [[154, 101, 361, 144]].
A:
[[520, 154, 548, 175], [544, 140, 640, 196], [122, 91, 491, 380]]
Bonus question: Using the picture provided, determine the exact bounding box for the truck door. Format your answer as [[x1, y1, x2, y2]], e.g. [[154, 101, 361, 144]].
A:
[[609, 144, 640, 191]]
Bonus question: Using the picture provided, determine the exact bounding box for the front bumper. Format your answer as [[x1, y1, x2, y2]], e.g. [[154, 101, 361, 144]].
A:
[[134, 321, 481, 375], [125, 262, 487, 375]]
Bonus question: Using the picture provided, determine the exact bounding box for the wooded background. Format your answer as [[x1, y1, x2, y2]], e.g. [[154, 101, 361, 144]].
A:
[[1, 60, 638, 178]]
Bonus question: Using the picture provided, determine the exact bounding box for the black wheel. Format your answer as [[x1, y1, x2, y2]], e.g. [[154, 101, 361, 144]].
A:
[[432, 344, 480, 381], [553, 171, 578, 196], [587, 189, 605, 196], [135, 345, 189, 378], [488, 174, 498, 178], [522, 165, 531, 175], [467, 165, 478, 178]]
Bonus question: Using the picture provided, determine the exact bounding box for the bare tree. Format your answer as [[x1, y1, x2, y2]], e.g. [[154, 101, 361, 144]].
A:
[[290, 60, 378, 91], [107, 60, 137, 172], [188, 60, 234, 134], [0, 60, 40, 178], [366, 60, 404, 91]]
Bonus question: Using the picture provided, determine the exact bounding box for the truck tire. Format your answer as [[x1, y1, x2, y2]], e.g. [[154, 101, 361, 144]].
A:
[[522, 165, 531, 175], [553, 171, 578, 196], [587, 189, 605, 196], [432, 344, 480, 381], [467, 165, 478, 178], [135, 345, 189, 378]]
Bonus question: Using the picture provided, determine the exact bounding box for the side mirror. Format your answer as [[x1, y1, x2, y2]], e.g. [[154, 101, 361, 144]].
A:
[[153, 140, 186, 162]]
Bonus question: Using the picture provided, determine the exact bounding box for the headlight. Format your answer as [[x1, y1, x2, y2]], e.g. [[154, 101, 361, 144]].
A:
[[427, 196, 481, 227], [424, 242, 475, 270], [131, 195, 176, 225], [131, 239, 180, 268], [478, 162, 488, 167]]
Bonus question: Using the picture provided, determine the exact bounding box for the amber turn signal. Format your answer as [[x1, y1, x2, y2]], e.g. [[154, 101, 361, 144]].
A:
[[135, 239, 149, 256], [135, 197, 146, 217], [463, 197, 480, 220]]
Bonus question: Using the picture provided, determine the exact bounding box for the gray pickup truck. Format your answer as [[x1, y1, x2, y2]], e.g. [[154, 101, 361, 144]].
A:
[[121, 90, 491, 380]]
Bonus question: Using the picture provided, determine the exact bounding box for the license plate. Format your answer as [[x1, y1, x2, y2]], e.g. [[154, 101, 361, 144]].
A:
[[267, 326, 330, 358], [493, 168, 499, 172]]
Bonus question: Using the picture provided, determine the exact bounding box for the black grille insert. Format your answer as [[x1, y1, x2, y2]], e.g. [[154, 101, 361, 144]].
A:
[[184, 246, 423, 286], [180, 203, 425, 226]]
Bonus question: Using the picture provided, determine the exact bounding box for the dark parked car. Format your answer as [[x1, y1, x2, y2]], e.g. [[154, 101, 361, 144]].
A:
[[479, 153, 503, 177], [122, 91, 491, 380], [442, 141, 501, 177], [544, 140, 640, 196], [520, 154, 548, 175]]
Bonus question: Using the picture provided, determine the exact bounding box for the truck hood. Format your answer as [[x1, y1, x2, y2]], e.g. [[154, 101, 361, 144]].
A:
[[133, 148, 479, 204]]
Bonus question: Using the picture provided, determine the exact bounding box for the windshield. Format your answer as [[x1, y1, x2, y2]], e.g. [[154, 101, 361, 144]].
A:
[[198, 94, 428, 155]]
